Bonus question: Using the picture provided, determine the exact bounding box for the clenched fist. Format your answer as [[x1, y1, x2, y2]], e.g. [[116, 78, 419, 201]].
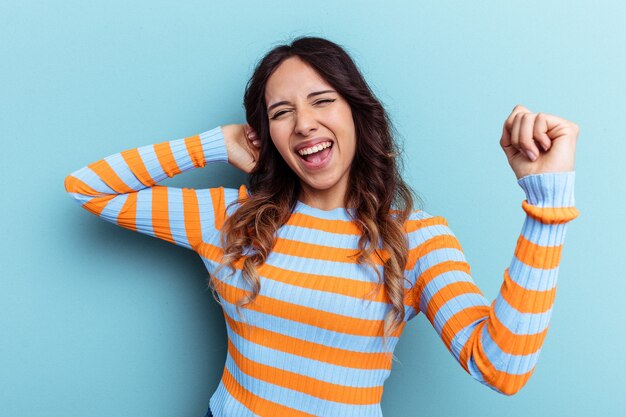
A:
[[500, 105, 579, 180]]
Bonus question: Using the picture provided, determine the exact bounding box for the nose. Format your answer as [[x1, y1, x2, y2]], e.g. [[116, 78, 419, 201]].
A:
[[294, 107, 318, 137]]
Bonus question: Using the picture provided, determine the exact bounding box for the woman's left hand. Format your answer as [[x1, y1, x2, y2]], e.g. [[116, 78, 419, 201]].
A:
[[500, 104, 579, 180]]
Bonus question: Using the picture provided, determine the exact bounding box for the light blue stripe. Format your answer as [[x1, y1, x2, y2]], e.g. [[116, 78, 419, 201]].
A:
[[224, 354, 383, 417], [69, 168, 115, 194], [166, 188, 191, 249], [137, 144, 166, 182], [200, 127, 229, 164], [517, 171, 576, 207], [520, 216, 567, 246], [407, 210, 433, 222], [413, 248, 468, 276], [404, 305, 418, 321], [218, 297, 398, 354], [277, 225, 360, 249], [406, 224, 456, 250], [294, 201, 355, 221], [169, 137, 193, 172], [209, 381, 259, 417], [223, 187, 242, 218], [68, 192, 94, 206], [195, 189, 220, 244], [134, 188, 154, 238], [419, 270, 475, 313], [431, 293, 490, 334], [480, 325, 541, 375], [493, 294, 552, 335], [227, 324, 390, 388], [220, 269, 392, 321], [508, 258, 559, 291], [103, 153, 145, 191]]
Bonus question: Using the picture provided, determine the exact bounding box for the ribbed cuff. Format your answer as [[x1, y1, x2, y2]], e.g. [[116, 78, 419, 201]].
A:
[[517, 171, 576, 208], [199, 126, 229, 164]]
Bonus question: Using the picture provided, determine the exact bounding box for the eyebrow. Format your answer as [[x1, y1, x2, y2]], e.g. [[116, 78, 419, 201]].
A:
[[267, 90, 336, 113]]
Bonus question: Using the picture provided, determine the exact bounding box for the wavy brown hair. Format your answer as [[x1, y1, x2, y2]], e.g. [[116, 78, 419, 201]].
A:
[[211, 36, 421, 351]]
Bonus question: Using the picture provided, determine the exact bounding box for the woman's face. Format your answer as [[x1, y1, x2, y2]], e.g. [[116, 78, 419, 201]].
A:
[[264, 56, 357, 203]]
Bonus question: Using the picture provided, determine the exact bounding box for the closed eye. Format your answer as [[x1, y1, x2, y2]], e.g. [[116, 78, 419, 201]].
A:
[[271, 110, 289, 119], [270, 98, 336, 120]]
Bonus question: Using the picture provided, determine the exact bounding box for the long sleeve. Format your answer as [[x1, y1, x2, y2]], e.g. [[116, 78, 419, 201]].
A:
[[64, 126, 230, 251], [408, 171, 579, 395]]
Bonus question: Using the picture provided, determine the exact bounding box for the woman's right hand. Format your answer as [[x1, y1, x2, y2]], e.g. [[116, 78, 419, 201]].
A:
[[221, 124, 261, 173]]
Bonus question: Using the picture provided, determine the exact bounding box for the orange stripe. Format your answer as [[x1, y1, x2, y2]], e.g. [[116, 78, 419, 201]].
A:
[[183, 134, 206, 168], [120, 148, 154, 186], [117, 192, 138, 231], [485, 310, 549, 356], [410, 261, 472, 311], [403, 215, 448, 233], [154, 142, 181, 177], [522, 200, 580, 224], [224, 312, 392, 370], [285, 213, 361, 235], [87, 159, 135, 194], [196, 241, 224, 263], [470, 339, 535, 395], [238, 184, 248, 200], [151, 186, 174, 244], [82, 195, 116, 216], [407, 234, 463, 270], [514, 234, 562, 269], [438, 305, 490, 351], [214, 277, 404, 338], [182, 188, 201, 249], [228, 339, 383, 404], [210, 188, 226, 231], [424, 281, 484, 322], [258, 263, 387, 302], [64, 175, 101, 196], [273, 238, 387, 266], [500, 269, 556, 314], [221, 366, 317, 417]]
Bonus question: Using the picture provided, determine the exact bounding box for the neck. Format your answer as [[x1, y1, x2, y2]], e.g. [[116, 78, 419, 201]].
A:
[[299, 183, 349, 211]]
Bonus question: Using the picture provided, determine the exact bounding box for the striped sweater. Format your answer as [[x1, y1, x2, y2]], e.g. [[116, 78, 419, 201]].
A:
[[64, 126, 579, 417]]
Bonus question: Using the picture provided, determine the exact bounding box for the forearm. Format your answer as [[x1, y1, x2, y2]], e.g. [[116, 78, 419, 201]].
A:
[[64, 126, 228, 199], [463, 172, 579, 394]]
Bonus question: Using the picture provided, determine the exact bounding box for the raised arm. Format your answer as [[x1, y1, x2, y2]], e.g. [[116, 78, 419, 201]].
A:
[[408, 171, 579, 395], [407, 103, 581, 395], [63, 124, 258, 251]]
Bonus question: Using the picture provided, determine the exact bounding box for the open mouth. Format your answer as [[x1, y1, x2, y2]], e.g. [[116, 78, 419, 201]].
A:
[[297, 141, 333, 166]]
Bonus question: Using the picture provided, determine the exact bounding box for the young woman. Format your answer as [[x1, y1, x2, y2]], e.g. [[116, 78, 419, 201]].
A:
[[64, 36, 580, 417]]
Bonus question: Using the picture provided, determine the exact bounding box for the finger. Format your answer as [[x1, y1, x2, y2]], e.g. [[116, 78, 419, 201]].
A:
[[499, 123, 517, 160], [533, 113, 552, 152], [542, 113, 580, 140], [504, 104, 531, 133], [252, 140, 260, 147], [510, 112, 525, 152], [519, 113, 540, 161]]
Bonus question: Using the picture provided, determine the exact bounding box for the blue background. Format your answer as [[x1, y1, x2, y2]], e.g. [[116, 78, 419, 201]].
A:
[[1, 1, 624, 416]]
